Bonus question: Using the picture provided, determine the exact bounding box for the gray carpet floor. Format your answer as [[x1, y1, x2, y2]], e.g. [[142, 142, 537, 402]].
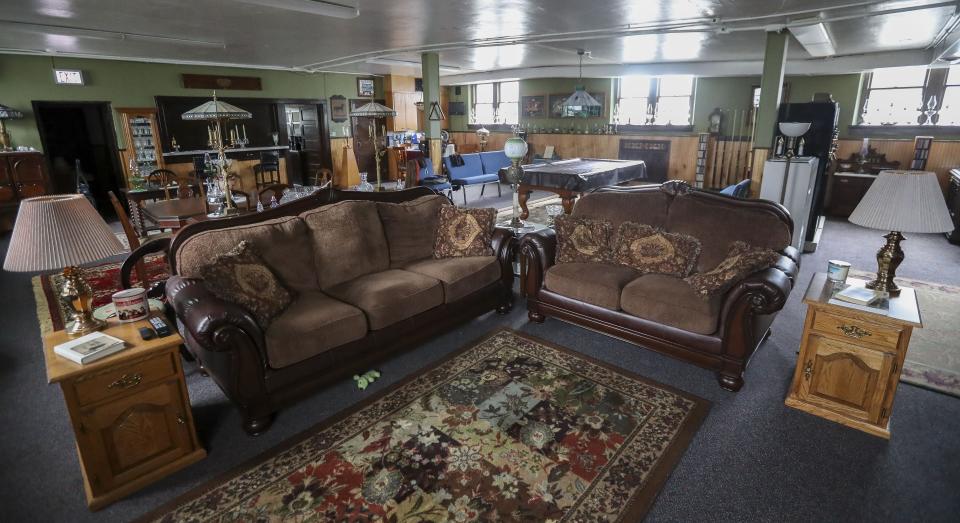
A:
[[1, 218, 959, 522]]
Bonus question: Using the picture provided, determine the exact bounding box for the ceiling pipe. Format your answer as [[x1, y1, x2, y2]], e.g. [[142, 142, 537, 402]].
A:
[[301, 0, 957, 70]]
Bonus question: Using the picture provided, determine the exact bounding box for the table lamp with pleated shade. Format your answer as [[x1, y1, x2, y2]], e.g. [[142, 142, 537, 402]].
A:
[[4, 195, 126, 335], [849, 170, 954, 295]]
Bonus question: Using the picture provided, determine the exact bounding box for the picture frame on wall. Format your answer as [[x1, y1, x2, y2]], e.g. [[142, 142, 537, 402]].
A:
[[330, 95, 348, 122], [522, 95, 546, 118], [357, 78, 375, 97], [549, 94, 568, 118], [549, 92, 606, 118]]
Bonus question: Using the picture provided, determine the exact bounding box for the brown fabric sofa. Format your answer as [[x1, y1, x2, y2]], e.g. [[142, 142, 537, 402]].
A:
[[164, 187, 514, 434], [521, 181, 799, 391]]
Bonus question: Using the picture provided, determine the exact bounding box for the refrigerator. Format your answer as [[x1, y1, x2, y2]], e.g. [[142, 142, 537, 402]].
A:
[[773, 101, 839, 251]]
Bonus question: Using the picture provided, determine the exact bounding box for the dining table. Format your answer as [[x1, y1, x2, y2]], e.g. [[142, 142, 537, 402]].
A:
[[139, 198, 210, 231], [120, 183, 200, 236]]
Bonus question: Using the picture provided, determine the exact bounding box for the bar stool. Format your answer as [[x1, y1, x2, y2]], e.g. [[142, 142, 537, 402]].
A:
[[255, 151, 281, 188]]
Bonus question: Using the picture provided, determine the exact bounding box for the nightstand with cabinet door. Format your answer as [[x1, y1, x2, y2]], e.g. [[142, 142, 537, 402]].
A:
[[785, 273, 922, 439], [43, 317, 205, 510]]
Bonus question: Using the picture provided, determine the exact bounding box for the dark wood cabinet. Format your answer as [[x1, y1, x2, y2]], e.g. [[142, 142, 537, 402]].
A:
[[947, 169, 960, 244], [826, 172, 875, 217], [1, 151, 51, 232]]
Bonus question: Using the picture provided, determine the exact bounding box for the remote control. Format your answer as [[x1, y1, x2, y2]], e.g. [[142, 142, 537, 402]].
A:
[[149, 316, 172, 337], [139, 327, 156, 340]]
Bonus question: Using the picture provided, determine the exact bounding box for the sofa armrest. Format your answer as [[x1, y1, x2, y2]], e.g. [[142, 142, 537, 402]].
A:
[[519, 228, 557, 297], [165, 276, 266, 359], [719, 252, 798, 360]]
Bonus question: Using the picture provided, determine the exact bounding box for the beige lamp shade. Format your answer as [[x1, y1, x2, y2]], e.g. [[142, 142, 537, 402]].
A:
[[3, 195, 126, 272], [849, 170, 954, 233]]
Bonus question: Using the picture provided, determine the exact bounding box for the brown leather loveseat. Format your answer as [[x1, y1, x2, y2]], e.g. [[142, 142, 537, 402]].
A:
[[521, 181, 799, 390], [164, 187, 514, 434]]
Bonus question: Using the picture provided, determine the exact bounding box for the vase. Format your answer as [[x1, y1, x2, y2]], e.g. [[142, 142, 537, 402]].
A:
[[357, 172, 374, 192]]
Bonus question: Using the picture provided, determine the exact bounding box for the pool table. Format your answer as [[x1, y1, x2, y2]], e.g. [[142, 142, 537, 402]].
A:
[[499, 158, 647, 218]]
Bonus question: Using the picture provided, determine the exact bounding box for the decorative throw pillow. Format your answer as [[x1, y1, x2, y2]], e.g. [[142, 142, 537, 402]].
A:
[[685, 241, 781, 299], [199, 240, 294, 328], [555, 214, 614, 263], [433, 206, 495, 258], [377, 195, 449, 266], [612, 222, 701, 277]]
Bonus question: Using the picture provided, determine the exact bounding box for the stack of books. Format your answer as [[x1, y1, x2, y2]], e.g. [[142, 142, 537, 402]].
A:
[[829, 285, 889, 314], [54, 332, 126, 365]]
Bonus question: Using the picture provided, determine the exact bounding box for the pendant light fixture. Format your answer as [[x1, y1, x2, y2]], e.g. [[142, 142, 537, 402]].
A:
[[561, 49, 602, 118]]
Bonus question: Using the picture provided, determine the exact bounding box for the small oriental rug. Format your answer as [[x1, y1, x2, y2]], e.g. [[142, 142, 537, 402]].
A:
[[141, 330, 709, 522], [850, 270, 960, 398], [32, 255, 168, 336]]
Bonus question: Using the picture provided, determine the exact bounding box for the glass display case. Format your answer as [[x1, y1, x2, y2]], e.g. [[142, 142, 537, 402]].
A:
[[117, 107, 165, 185]]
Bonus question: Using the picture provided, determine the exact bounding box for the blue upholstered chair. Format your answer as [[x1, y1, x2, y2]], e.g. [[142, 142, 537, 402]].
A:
[[411, 159, 453, 201], [443, 152, 503, 204], [719, 178, 752, 198]]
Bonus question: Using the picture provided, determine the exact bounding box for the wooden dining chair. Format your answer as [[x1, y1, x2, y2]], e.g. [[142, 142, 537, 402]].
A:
[[256, 183, 289, 207], [146, 168, 176, 188], [109, 190, 173, 289], [311, 168, 333, 187]]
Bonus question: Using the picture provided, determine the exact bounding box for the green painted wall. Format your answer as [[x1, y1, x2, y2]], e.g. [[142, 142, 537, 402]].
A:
[[784, 73, 862, 137], [446, 73, 867, 139], [0, 54, 382, 151], [692, 76, 759, 135]]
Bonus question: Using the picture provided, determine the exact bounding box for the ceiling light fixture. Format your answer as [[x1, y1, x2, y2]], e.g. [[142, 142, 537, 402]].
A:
[[0, 20, 225, 48], [561, 49, 602, 118], [789, 21, 836, 57], [233, 0, 359, 18]]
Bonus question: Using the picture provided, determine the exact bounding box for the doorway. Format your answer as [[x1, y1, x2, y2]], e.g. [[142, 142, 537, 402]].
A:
[[350, 99, 387, 182], [282, 102, 329, 185], [33, 101, 124, 217]]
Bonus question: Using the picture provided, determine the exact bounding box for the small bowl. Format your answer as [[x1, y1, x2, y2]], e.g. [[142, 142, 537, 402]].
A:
[[779, 122, 811, 137]]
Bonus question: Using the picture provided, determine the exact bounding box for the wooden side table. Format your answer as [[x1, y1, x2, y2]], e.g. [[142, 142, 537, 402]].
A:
[[42, 316, 205, 510], [785, 273, 922, 439]]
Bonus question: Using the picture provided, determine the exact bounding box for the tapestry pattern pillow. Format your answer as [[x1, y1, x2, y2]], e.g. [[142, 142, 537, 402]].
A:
[[685, 241, 781, 299], [555, 214, 614, 263], [612, 222, 701, 277], [199, 240, 294, 328], [433, 206, 495, 258]]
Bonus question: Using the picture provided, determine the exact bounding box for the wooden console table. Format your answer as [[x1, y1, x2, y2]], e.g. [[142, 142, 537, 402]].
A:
[[785, 273, 922, 439], [42, 317, 205, 510]]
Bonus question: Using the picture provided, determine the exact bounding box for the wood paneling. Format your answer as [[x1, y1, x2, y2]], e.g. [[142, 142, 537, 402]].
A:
[[837, 138, 960, 191], [331, 137, 360, 188]]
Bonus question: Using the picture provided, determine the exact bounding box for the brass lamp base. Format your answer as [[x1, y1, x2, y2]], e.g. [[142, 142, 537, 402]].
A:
[[60, 266, 106, 337], [864, 231, 904, 296]]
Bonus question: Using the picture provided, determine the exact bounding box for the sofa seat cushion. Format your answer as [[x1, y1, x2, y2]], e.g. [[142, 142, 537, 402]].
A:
[[544, 263, 638, 310], [265, 291, 368, 369], [620, 274, 722, 335], [403, 256, 500, 303], [325, 269, 444, 330], [456, 173, 500, 185], [301, 200, 391, 289]]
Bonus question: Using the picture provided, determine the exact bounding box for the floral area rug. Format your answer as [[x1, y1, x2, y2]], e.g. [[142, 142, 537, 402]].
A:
[[32, 255, 168, 336], [850, 270, 960, 397], [141, 330, 709, 522]]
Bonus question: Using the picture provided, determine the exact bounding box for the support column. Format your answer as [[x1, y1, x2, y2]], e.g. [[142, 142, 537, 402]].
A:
[[750, 30, 789, 196], [421, 52, 443, 173]]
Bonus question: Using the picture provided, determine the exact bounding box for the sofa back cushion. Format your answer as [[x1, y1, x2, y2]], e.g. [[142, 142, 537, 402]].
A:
[[479, 151, 511, 174], [573, 191, 671, 230], [377, 194, 450, 267], [666, 194, 791, 271], [446, 153, 484, 181], [175, 215, 317, 293], [301, 200, 390, 289]]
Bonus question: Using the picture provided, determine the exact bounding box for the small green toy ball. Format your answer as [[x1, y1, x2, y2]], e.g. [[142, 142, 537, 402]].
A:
[[353, 370, 381, 390]]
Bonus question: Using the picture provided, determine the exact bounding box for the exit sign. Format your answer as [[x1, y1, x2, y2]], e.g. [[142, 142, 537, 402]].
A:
[[53, 69, 84, 85]]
